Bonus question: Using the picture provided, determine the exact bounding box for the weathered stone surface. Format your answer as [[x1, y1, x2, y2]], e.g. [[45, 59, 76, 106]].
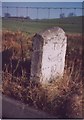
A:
[[30, 27, 67, 84]]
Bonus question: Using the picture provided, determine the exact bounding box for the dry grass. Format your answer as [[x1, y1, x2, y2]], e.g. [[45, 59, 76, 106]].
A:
[[2, 31, 83, 118], [2, 30, 32, 59]]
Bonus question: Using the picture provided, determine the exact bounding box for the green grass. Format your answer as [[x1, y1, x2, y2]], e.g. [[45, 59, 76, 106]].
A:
[[2, 16, 82, 35]]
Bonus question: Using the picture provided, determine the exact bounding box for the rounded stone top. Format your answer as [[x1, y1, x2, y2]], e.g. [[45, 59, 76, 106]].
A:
[[33, 27, 66, 44], [39, 27, 65, 38]]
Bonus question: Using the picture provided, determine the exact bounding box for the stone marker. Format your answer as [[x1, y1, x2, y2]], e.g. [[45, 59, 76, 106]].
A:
[[30, 27, 67, 84]]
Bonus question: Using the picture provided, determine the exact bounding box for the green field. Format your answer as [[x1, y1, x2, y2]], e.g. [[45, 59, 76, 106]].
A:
[[2, 16, 82, 35]]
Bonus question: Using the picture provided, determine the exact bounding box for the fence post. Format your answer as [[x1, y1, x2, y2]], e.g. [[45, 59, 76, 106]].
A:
[[48, 8, 50, 19], [26, 7, 28, 17], [16, 7, 18, 17]]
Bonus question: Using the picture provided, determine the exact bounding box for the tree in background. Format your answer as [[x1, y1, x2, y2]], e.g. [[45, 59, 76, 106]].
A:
[[4, 13, 11, 18], [60, 13, 65, 18], [26, 16, 31, 20], [68, 12, 76, 17]]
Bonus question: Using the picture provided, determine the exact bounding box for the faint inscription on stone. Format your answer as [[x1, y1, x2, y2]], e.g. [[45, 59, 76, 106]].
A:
[[30, 27, 67, 84]]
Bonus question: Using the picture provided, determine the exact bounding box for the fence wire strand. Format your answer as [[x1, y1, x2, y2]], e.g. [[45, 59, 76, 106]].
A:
[[2, 6, 82, 19]]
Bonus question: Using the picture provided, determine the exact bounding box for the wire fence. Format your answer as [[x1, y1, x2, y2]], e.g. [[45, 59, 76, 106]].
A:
[[2, 6, 83, 34], [2, 6, 82, 20]]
